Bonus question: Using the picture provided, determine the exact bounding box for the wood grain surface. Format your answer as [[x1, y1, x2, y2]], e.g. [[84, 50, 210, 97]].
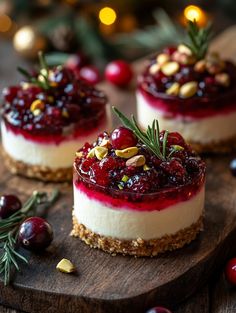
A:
[[0, 26, 236, 313]]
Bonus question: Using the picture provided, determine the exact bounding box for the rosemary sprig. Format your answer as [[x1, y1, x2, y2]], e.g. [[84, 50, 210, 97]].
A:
[[0, 189, 60, 286], [17, 51, 51, 90], [185, 20, 212, 60], [112, 107, 168, 161]]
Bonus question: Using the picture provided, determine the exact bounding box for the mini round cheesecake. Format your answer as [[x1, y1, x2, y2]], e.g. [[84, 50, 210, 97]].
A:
[[137, 23, 236, 153], [1, 62, 110, 182], [72, 110, 206, 257]]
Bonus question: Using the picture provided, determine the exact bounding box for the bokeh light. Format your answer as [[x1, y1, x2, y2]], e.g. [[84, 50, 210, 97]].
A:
[[184, 5, 204, 23], [99, 7, 117, 26], [0, 14, 12, 32]]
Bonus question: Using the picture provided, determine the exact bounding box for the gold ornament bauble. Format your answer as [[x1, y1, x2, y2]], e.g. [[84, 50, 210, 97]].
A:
[[13, 26, 47, 59]]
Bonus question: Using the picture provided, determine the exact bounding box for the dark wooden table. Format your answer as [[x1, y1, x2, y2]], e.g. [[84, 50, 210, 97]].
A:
[[1, 26, 236, 312]]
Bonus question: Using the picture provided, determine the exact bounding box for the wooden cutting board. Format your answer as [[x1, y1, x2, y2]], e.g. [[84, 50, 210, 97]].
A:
[[0, 26, 236, 313]]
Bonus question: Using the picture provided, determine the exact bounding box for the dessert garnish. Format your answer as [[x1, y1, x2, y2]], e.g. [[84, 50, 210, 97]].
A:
[[113, 106, 169, 161], [185, 20, 212, 60], [56, 258, 76, 274], [18, 51, 51, 90], [0, 189, 59, 285], [140, 20, 235, 100], [75, 107, 204, 194]]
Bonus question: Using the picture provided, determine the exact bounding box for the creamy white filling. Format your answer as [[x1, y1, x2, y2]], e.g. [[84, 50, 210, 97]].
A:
[[136, 91, 236, 144], [73, 184, 205, 240], [1, 121, 109, 169]]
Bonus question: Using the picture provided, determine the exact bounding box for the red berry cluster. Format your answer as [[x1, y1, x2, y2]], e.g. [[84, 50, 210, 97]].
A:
[[140, 46, 236, 98], [75, 126, 205, 195], [2, 65, 107, 136]]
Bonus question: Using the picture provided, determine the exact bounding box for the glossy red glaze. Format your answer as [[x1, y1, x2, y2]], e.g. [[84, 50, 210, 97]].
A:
[[225, 258, 236, 285], [138, 87, 236, 119], [73, 165, 205, 212], [3, 111, 108, 145]]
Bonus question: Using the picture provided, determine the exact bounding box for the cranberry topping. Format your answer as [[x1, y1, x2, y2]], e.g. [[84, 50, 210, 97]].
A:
[[74, 128, 206, 199], [138, 46, 236, 118], [2, 65, 107, 139]]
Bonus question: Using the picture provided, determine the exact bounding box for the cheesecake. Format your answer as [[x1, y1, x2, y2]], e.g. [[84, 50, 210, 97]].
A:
[[136, 21, 236, 153], [1, 53, 110, 182], [72, 107, 206, 257]]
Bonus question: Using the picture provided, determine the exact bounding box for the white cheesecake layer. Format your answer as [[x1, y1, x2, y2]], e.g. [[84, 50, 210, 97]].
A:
[[1, 121, 108, 169], [73, 184, 205, 240], [137, 91, 236, 144]]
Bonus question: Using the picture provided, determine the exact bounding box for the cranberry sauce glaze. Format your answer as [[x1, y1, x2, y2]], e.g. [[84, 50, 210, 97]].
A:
[[1, 66, 108, 144], [138, 46, 236, 119], [74, 128, 206, 211]]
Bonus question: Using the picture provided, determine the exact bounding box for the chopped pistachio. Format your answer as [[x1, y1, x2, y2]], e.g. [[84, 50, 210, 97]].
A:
[[121, 175, 129, 183], [115, 147, 138, 159], [94, 146, 108, 160], [56, 258, 76, 273], [126, 155, 146, 167], [143, 164, 150, 171], [87, 148, 95, 158], [171, 145, 184, 151]]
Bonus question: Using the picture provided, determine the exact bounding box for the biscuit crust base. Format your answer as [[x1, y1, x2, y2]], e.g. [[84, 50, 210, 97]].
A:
[[189, 135, 236, 154], [2, 149, 72, 182], [72, 214, 203, 257]]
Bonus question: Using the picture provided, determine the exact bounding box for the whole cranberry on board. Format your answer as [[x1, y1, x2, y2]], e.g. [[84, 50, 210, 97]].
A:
[[225, 258, 236, 285], [19, 216, 53, 251], [0, 194, 22, 219], [105, 60, 133, 87], [146, 307, 172, 313]]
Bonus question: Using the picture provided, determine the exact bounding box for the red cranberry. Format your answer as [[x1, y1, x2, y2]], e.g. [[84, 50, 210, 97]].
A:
[[0, 194, 22, 219], [2, 86, 19, 103], [185, 157, 200, 173], [160, 131, 185, 147], [111, 127, 138, 149], [175, 66, 198, 85], [230, 159, 236, 176], [146, 307, 172, 313], [105, 60, 133, 87], [79, 66, 101, 85], [90, 163, 110, 187], [18, 217, 53, 251], [163, 46, 176, 56], [225, 258, 236, 285]]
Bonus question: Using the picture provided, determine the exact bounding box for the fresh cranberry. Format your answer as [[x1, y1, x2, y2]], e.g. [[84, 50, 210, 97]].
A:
[[18, 217, 53, 251], [0, 194, 22, 219], [127, 170, 160, 193], [199, 77, 219, 95], [105, 60, 133, 87], [160, 131, 185, 147], [146, 307, 172, 313], [230, 159, 236, 176], [225, 258, 236, 285], [79, 66, 101, 85], [3, 86, 20, 103], [111, 127, 137, 149], [163, 46, 177, 56]]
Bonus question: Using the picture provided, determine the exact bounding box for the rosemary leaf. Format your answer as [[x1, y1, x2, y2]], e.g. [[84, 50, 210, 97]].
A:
[[112, 106, 167, 161]]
